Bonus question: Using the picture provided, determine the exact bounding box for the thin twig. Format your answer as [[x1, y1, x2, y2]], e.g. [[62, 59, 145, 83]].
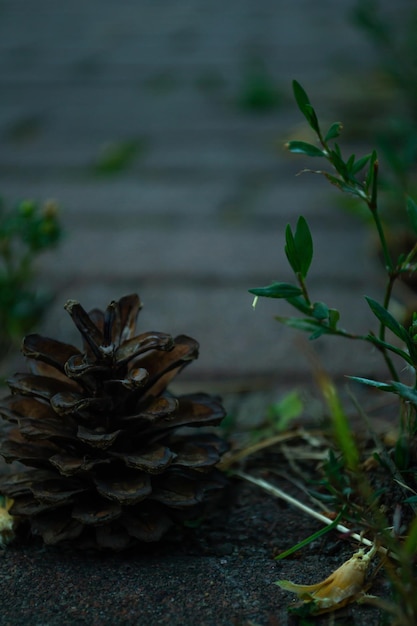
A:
[[219, 428, 310, 470], [269, 467, 331, 514], [233, 470, 382, 552]]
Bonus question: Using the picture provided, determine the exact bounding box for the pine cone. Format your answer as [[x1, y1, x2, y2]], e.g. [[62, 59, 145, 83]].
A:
[[0, 294, 227, 550]]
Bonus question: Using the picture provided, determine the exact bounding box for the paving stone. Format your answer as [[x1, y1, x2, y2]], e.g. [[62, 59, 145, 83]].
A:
[[0, 172, 351, 224], [36, 281, 388, 385], [36, 217, 379, 284], [0, 0, 412, 388]]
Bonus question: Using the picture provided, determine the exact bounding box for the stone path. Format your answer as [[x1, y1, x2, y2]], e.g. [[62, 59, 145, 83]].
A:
[[0, 1, 412, 393]]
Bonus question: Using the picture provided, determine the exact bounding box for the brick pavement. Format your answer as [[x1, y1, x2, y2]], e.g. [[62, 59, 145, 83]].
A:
[[0, 0, 413, 389]]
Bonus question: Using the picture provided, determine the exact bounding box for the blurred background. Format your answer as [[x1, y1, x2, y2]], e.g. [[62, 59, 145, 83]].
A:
[[0, 0, 415, 392]]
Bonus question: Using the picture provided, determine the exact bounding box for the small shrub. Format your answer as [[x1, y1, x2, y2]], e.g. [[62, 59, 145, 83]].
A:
[[248, 81, 417, 623], [0, 197, 61, 357]]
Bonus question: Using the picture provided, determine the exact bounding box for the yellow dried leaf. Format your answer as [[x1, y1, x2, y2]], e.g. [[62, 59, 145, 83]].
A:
[[0, 498, 15, 547], [276, 544, 377, 614]]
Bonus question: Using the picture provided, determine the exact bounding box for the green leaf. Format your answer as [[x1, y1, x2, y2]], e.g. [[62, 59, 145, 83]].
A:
[[404, 515, 417, 556], [406, 196, 417, 236], [366, 334, 414, 365], [333, 143, 342, 158], [394, 435, 410, 471], [292, 80, 320, 134], [352, 153, 372, 174], [404, 495, 417, 504], [309, 327, 329, 340], [249, 282, 303, 299], [312, 301, 329, 321], [273, 390, 303, 421], [286, 140, 324, 157], [285, 216, 313, 279], [322, 172, 364, 197], [275, 508, 344, 560], [267, 390, 303, 432], [93, 139, 145, 176], [275, 316, 332, 340], [365, 149, 378, 194], [286, 295, 312, 315], [329, 146, 350, 180], [365, 297, 409, 343], [318, 374, 359, 470], [348, 376, 393, 391], [328, 308, 340, 330], [346, 153, 356, 171], [348, 377, 417, 406], [390, 381, 417, 405], [292, 80, 311, 114], [275, 316, 322, 334], [324, 122, 342, 142], [284, 223, 300, 274], [295, 216, 313, 278]]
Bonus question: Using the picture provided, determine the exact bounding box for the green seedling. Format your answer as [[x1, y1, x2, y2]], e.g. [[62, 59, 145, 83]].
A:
[[248, 81, 417, 623], [0, 197, 61, 356]]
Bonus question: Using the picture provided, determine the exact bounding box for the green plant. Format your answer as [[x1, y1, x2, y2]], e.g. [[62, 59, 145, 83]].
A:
[[236, 57, 282, 113], [0, 197, 61, 355], [349, 0, 417, 226], [93, 138, 147, 176], [248, 81, 417, 623], [251, 80, 417, 389]]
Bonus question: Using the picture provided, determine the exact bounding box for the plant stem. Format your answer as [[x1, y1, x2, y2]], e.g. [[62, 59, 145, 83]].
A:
[[367, 159, 393, 273], [383, 273, 396, 313], [297, 273, 311, 306], [363, 160, 401, 380], [402, 241, 417, 268], [377, 273, 401, 381], [373, 209, 394, 272]]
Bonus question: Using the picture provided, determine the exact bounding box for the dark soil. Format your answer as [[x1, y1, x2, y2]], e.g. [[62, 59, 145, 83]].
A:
[[0, 467, 389, 626]]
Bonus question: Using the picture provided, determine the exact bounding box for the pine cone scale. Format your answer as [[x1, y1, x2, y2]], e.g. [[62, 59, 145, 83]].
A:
[[18, 418, 72, 441], [120, 507, 172, 543], [94, 470, 152, 505], [31, 510, 83, 544], [31, 479, 87, 505], [150, 473, 208, 508], [110, 445, 176, 473], [22, 334, 80, 372], [116, 294, 143, 341], [50, 453, 110, 476], [1, 429, 59, 466], [171, 440, 222, 469], [50, 392, 109, 417], [64, 300, 105, 358], [76, 425, 121, 449], [72, 497, 121, 526], [8, 374, 78, 400], [114, 331, 174, 365]]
